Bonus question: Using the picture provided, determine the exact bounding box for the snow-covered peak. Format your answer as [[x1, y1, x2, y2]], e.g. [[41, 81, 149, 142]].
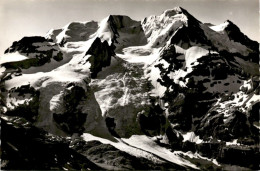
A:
[[209, 19, 238, 33], [96, 16, 115, 45], [107, 15, 140, 28], [206, 19, 259, 54], [141, 7, 194, 47], [161, 6, 184, 17], [46, 20, 99, 44], [161, 7, 188, 17], [209, 19, 240, 32], [210, 21, 230, 32], [162, 9, 178, 17], [45, 15, 146, 52], [103, 15, 147, 50], [173, 6, 184, 13], [97, 14, 143, 45], [225, 19, 233, 24]]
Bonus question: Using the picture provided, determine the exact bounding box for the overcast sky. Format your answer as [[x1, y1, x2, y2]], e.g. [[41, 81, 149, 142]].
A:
[[0, 0, 259, 55]]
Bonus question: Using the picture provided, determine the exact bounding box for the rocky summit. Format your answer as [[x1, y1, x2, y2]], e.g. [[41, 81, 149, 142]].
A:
[[0, 6, 259, 170]]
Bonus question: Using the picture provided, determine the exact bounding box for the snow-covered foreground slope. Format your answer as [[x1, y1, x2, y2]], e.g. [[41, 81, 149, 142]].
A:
[[82, 133, 199, 169], [1, 6, 259, 170]]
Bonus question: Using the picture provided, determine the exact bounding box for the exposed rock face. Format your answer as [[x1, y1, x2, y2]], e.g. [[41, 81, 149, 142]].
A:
[[1, 117, 101, 170], [3, 36, 63, 70], [1, 6, 259, 170], [224, 20, 259, 52], [154, 42, 259, 144], [86, 37, 114, 78], [222, 21, 259, 63], [2, 85, 40, 122], [52, 84, 88, 134], [218, 146, 260, 169], [5, 36, 48, 53]]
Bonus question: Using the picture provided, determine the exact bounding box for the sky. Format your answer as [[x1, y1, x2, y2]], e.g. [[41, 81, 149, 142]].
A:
[[0, 0, 259, 55]]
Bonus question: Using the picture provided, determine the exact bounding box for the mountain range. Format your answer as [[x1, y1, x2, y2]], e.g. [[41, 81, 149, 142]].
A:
[[0, 6, 259, 170]]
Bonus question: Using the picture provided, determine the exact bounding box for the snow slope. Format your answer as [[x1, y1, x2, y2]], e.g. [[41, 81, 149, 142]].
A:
[[82, 133, 198, 169]]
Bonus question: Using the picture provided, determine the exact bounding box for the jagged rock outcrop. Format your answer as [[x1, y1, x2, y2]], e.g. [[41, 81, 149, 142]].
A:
[[1, 117, 101, 170], [2, 37, 63, 70], [86, 37, 114, 78], [224, 20, 259, 52]]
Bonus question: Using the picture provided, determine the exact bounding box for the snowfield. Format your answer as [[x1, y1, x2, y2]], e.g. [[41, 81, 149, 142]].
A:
[[82, 133, 199, 169], [0, 52, 29, 65]]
